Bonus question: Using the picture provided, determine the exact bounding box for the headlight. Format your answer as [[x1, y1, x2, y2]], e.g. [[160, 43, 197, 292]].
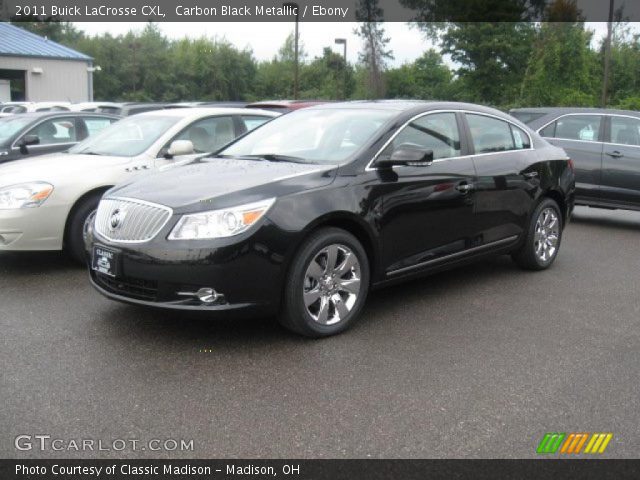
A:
[[168, 198, 275, 240], [0, 182, 54, 210]]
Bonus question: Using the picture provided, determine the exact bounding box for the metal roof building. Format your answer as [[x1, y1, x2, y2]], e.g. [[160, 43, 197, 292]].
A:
[[0, 23, 94, 102]]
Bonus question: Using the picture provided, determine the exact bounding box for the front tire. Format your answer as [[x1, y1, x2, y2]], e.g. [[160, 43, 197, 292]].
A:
[[512, 198, 563, 270], [279, 228, 370, 337], [65, 193, 102, 264]]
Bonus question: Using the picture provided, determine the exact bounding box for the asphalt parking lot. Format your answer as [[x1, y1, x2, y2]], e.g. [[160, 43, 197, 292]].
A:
[[1, 206, 639, 459]]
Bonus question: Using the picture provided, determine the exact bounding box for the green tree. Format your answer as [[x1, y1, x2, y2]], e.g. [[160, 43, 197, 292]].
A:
[[606, 24, 640, 108], [519, 22, 599, 107], [386, 50, 453, 100], [355, 0, 394, 98]]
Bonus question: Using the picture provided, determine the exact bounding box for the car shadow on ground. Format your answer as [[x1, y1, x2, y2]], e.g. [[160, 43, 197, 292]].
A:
[[102, 255, 521, 348], [0, 251, 81, 274], [570, 211, 640, 232]]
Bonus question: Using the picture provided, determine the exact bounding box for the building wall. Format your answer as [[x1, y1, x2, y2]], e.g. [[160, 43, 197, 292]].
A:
[[0, 56, 90, 102]]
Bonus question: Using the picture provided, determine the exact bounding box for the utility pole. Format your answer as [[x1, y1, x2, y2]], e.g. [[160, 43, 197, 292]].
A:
[[283, 2, 299, 99], [335, 38, 347, 100], [601, 0, 615, 108]]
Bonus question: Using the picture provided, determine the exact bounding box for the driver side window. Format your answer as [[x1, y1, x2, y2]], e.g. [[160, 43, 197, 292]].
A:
[[381, 112, 461, 160], [22, 118, 77, 145], [163, 116, 236, 155]]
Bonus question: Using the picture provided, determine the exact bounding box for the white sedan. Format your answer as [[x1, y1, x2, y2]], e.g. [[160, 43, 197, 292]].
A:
[[0, 107, 278, 262]]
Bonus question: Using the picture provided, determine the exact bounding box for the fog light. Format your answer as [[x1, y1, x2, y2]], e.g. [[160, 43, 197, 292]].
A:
[[196, 288, 219, 304], [177, 287, 223, 305]]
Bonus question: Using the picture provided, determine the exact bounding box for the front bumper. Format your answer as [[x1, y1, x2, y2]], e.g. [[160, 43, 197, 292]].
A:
[[87, 223, 290, 317], [0, 204, 67, 251]]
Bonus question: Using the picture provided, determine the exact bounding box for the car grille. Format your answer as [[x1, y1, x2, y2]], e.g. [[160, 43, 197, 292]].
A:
[[94, 198, 172, 243], [94, 272, 158, 301]]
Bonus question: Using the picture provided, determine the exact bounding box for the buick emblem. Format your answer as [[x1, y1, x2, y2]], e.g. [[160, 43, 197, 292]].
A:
[[109, 208, 127, 231]]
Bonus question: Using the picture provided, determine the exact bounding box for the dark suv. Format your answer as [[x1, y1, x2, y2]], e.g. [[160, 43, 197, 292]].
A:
[[511, 107, 640, 211], [88, 101, 575, 337]]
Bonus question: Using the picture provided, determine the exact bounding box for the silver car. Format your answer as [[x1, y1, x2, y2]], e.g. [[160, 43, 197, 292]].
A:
[[0, 107, 278, 262]]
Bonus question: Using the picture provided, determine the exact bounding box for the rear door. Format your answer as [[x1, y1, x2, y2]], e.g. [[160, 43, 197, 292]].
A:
[[538, 114, 604, 203], [601, 115, 640, 208], [465, 113, 537, 245]]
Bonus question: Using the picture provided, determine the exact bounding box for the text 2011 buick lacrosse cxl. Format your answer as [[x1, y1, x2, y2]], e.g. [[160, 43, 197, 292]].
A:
[[86, 101, 575, 337]]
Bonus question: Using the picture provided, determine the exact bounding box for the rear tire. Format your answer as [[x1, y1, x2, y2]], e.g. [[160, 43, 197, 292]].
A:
[[279, 228, 370, 337], [65, 193, 102, 265], [512, 198, 563, 271]]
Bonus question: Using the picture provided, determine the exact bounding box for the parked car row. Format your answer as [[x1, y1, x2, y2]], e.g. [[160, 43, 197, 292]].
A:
[[0, 99, 330, 117], [4, 99, 640, 337]]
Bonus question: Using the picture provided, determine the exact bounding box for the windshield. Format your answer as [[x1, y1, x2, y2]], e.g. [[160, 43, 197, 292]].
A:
[[69, 115, 179, 157], [0, 116, 33, 145], [220, 108, 395, 164]]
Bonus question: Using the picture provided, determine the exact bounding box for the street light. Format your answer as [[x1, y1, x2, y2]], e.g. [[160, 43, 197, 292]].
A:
[[334, 38, 347, 100], [283, 2, 299, 99]]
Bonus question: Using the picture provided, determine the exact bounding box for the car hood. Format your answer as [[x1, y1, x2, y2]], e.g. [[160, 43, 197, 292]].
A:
[[106, 157, 338, 211], [0, 153, 130, 186]]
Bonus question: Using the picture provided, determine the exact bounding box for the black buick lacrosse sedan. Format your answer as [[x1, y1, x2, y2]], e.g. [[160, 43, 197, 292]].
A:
[[87, 101, 575, 337]]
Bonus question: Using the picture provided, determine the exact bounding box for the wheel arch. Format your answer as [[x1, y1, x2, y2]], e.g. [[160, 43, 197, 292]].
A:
[[63, 186, 113, 247], [542, 188, 568, 226], [291, 212, 380, 281]]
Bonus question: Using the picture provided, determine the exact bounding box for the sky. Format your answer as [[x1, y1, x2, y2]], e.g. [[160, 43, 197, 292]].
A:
[[74, 22, 618, 68]]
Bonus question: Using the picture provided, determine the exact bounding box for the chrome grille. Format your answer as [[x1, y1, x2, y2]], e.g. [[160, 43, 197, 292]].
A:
[[94, 197, 172, 243]]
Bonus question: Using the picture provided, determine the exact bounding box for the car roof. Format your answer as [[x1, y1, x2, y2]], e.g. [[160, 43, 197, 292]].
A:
[[510, 107, 640, 118], [137, 107, 279, 117], [306, 100, 519, 119], [0, 111, 120, 121]]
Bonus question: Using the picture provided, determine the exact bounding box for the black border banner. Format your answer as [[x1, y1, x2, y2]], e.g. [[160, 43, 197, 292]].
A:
[[2, 459, 640, 480], [2, 0, 640, 22]]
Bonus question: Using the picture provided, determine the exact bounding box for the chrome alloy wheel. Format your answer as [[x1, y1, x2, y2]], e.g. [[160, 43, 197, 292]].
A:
[[303, 244, 362, 325], [534, 207, 560, 262]]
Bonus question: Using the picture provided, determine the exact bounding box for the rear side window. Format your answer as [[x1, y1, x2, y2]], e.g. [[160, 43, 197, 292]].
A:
[[610, 116, 640, 146], [466, 114, 515, 153], [541, 115, 602, 142], [511, 125, 531, 149], [241, 115, 271, 132], [78, 116, 118, 140]]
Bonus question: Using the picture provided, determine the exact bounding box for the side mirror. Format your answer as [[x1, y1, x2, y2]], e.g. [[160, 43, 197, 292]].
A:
[[375, 144, 434, 168], [19, 134, 40, 154], [165, 140, 194, 158], [23, 135, 41, 146]]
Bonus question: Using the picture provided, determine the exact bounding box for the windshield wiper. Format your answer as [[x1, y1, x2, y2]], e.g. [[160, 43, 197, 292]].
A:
[[77, 150, 102, 155], [250, 154, 307, 164]]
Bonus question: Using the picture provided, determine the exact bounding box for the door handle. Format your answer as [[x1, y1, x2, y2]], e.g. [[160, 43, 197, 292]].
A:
[[523, 171, 538, 179], [606, 150, 624, 158], [456, 183, 474, 193]]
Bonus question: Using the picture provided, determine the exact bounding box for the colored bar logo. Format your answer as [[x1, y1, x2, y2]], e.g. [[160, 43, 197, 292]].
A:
[[537, 433, 613, 454]]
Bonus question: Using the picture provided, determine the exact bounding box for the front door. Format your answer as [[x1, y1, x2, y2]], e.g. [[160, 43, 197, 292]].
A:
[[375, 112, 478, 276]]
